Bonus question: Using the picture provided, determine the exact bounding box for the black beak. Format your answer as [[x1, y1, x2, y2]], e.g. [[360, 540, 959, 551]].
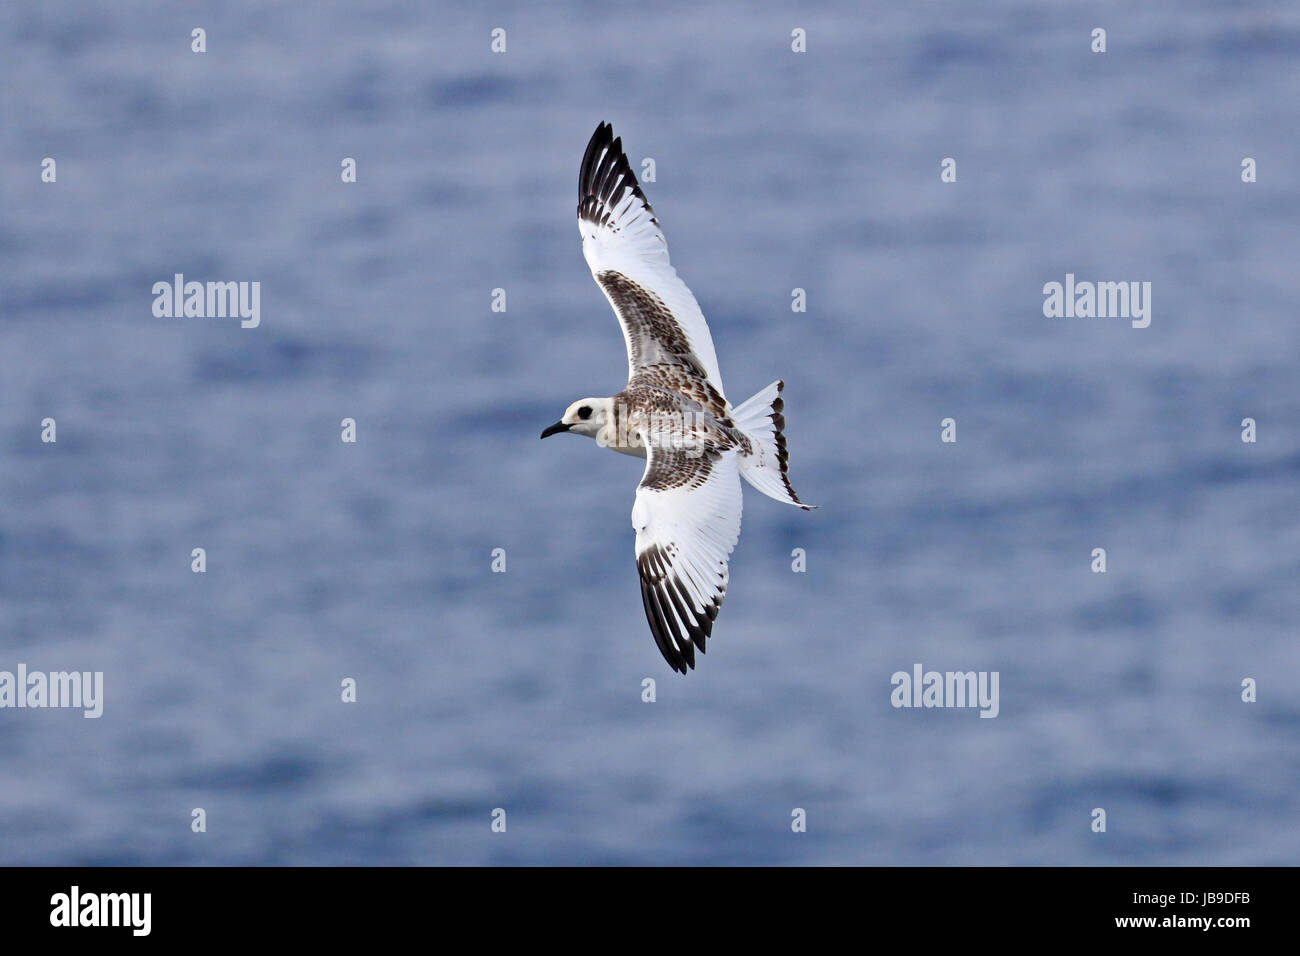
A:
[[540, 422, 571, 439]]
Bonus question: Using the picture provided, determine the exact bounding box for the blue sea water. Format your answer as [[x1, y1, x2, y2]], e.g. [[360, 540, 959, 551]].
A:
[[1, 1, 1298, 865]]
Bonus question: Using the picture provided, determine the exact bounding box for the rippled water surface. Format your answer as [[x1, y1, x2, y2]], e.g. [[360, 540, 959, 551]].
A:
[[2, 1, 1298, 864]]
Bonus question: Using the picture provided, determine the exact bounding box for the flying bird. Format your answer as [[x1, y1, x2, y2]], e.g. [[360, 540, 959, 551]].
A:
[[541, 122, 815, 673]]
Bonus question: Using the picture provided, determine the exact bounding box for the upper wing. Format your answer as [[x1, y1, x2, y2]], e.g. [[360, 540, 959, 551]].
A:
[[578, 122, 726, 398], [631, 442, 743, 673]]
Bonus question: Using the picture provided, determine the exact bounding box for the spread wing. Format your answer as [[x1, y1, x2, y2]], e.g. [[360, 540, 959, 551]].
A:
[[631, 442, 743, 673], [578, 122, 726, 399]]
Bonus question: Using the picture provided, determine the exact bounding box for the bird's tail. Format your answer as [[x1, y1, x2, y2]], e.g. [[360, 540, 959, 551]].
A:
[[731, 380, 815, 510]]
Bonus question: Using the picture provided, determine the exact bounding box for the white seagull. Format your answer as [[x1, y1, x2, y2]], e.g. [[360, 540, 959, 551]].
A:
[[541, 122, 815, 673]]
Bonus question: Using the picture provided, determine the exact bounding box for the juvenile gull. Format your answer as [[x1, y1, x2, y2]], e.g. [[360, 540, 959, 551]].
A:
[[542, 122, 815, 674]]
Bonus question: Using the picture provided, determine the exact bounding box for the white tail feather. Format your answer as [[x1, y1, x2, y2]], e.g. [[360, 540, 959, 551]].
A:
[[732, 380, 815, 509]]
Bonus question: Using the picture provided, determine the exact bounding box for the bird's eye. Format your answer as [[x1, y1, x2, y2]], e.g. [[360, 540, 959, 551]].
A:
[[577, 406, 593, 420]]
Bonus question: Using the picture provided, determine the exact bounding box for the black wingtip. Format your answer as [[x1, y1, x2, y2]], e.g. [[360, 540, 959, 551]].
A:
[[634, 543, 731, 675], [579, 122, 614, 198], [578, 121, 655, 228], [641, 575, 691, 674]]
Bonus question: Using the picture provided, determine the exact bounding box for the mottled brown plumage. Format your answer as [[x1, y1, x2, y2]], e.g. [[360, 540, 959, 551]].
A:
[[596, 270, 711, 382]]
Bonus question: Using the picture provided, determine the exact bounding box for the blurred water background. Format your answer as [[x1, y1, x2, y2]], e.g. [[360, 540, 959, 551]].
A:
[[2, 0, 1298, 864]]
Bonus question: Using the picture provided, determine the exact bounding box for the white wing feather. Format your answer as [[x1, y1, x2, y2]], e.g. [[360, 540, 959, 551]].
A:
[[631, 446, 742, 672], [577, 122, 726, 397]]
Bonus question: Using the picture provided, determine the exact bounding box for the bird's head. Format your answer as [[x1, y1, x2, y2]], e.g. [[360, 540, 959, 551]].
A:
[[541, 397, 613, 441]]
